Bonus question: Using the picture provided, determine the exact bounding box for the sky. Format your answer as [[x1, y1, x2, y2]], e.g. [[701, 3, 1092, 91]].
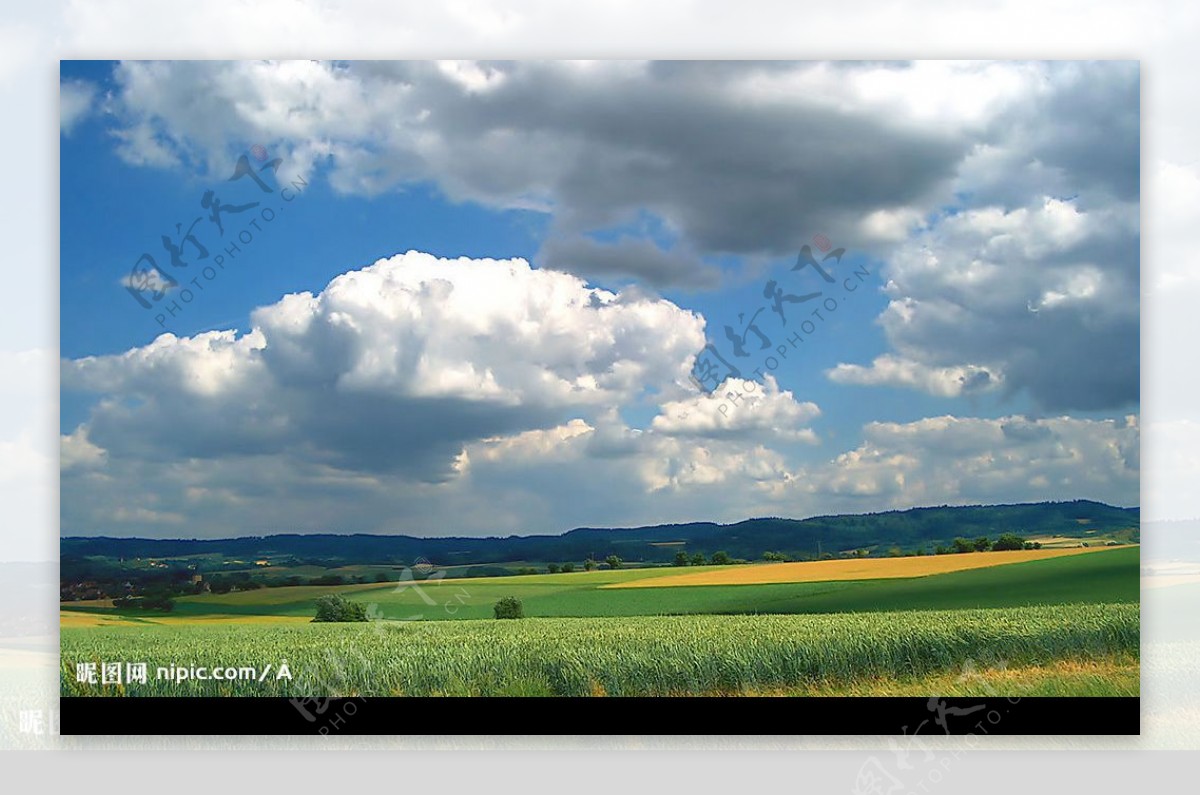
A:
[[58, 59, 1141, 540]]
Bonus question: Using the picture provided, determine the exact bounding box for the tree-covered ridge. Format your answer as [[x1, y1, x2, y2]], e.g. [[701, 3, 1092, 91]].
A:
[[63, 499, 1138, 568]]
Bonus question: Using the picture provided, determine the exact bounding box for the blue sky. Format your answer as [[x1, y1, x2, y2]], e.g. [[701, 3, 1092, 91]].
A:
[[59, 60, 1141, 539]]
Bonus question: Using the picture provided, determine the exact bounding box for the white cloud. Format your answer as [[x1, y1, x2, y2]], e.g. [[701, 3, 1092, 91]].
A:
[[471, 418, 594, 464], [827, 354, 1001, 398], [0, 348, 55, 560], [807, 414, 1139, 509], [60, 427, 106, 471], [636, 437, 793, 494], [651, 375, 820, 442], [59, 79, 96, 135], [1144, 419, 1200, 521], [1148, 158, 1200, 293]]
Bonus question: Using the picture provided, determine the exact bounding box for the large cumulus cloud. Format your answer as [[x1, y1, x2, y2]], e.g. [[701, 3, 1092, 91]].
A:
[[63, 251, 707, 482]]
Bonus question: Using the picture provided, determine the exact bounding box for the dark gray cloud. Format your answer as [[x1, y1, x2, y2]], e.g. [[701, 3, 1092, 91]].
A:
[[870, 195, 1139, 412], [538, 236, 720, 288], [109, 60, 974, 282]]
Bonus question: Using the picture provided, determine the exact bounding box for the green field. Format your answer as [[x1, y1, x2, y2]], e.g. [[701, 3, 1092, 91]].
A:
[[60, 546, 1139, 697], [61, 603, 1138, 697], [63, 545, 1137, 623]]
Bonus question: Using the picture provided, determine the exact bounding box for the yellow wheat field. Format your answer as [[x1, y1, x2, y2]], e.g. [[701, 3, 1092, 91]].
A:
[[58, 611, 314, 628], [604, 546, 1124, 589]]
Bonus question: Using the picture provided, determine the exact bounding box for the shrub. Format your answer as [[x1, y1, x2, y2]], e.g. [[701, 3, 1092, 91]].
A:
[[993, 533, 1025, 551], [560, 562, 576, 573], [952, 538, 975, 554], [494, 596, 524, 620], [673, 551, 690, 566], [141, 594, 175, 612], [605, 555, 622, 570], [312, 594, 368, 622], [583, 559, 598, 572], [973, 537, 992, 552], [710, 551, 731, 565], [547, 563, 561, 573], [690, 553, 706, 566]]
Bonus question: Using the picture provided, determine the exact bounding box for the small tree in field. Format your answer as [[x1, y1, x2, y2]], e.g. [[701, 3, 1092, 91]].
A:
[[710, 551, 731, 565], [583, 558, 598, 571], [312, 594, 368, 622], [494, 596, 524, 619], [691, 552, 706, 566], [547, 563, 561, 573], [560, 562, 576, 573], [673, 551, 690, 566], [605, 555, 622, 570], [973, 536, 992, 552]]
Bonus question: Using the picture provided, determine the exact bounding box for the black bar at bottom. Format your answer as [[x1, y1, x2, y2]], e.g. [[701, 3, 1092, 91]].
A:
[[61, 696, 1139, 735]]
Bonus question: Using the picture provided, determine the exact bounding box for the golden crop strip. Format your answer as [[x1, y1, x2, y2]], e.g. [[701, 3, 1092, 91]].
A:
[[602, 546, 1127, 589]]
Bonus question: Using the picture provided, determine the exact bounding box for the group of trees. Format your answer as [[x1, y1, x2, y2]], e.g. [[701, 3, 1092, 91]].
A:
[[545, 556, 621, 573], [932, 534, 1042, 555], [672, 550, 746, 566], [112, 593, 175, 612], [310, 592, 529, 622]]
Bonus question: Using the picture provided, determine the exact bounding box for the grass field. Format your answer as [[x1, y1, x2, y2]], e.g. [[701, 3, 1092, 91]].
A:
[[60, 602, 1138, 697], [607, 546, 1120, 588]]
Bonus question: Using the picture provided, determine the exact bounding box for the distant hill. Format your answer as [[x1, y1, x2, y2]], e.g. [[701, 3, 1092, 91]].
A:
[[62, 499, 1138, 567]]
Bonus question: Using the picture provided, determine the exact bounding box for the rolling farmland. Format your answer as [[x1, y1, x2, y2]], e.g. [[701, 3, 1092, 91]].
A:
[[59, 546, 1140, 697], [60, 546, 1139, 624], [605, 546, 1120, 588]]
